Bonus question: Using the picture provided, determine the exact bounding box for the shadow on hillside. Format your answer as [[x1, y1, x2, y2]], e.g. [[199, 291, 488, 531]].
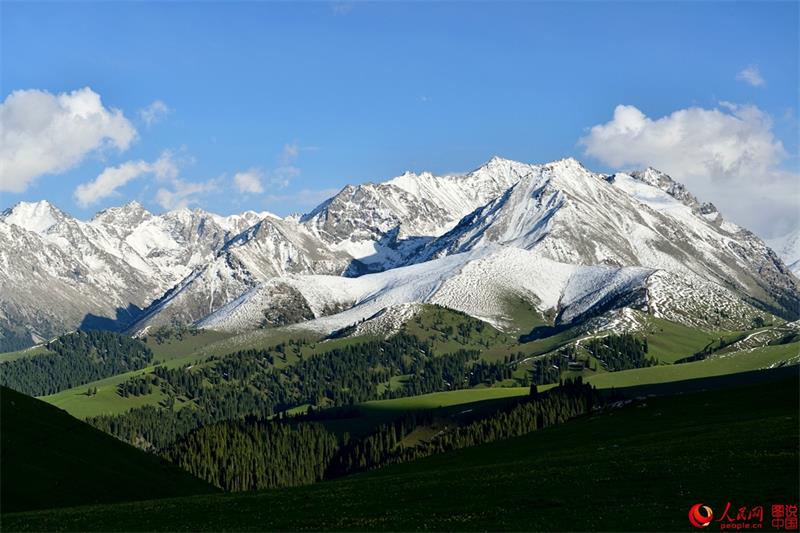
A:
[[79, 304, 144, 332], [342, 231, 434, 277], [519, 323, 572, 343], [607, 365, 799, 399]]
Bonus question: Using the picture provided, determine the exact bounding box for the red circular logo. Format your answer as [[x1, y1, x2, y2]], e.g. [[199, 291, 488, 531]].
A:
[[689, 504, 714, 528]]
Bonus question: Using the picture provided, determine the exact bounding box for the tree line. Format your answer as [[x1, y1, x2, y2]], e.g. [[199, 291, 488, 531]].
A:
[[583, 334, 656, 371], [0, 330, 152, 396], [160, 378, 600, 492], [166, 418, 338, 491], [88, 334, 513, 450], [327, 377, 599, 477]]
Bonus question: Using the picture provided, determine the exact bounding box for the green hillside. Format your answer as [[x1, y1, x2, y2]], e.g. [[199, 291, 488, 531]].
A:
[[586, 341, 800, 389], [5, 374, 797, 531], [0, 386, 215, 513], [0, 344, 53, 363], [0, 330, 154, 396], [37, 317, 798, 423]]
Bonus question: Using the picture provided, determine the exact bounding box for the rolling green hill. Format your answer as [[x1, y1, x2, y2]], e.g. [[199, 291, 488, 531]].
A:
[[37, 317, 799, 423], [0, 330, 154, 396], [0, 386, 215, 513], [585, 341, 800, 389], [317, 386, 537, 438], [5, 374, 797, 531], [0, 344, 53, 363]]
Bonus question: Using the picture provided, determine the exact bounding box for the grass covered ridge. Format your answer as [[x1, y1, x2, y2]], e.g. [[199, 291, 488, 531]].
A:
[[0, 386, 215, 514]]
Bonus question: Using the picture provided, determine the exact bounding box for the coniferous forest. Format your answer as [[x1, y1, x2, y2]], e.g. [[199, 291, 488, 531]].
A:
[[166, 418, 338, 491], [87, 334, 506, 450], [0, 331, 153, 396], [161, 379, 599, 492], [583, 334, 657, 371]]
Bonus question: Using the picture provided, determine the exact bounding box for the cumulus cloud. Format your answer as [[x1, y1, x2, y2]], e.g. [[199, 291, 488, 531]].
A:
[[234, 169, 265, 194], [736, 65, 765, 87], [0, 87, 137, 193], [581, 103, 786, 178], [75, 160, 151, 208], [580, 103, 798, 237], [139, 100, 170, 126], [74, 151, 177, 207], [155, 178, 219, 210]]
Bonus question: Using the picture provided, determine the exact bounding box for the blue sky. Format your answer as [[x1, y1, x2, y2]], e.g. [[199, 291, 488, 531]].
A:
[[1, 1, 798, 236]]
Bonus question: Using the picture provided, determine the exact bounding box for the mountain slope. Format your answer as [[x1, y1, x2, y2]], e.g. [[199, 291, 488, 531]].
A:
[[172, 158, 790, 336], [3, 158, 797, 347], [300, 157, 527, 269], [197, 244, 762, 335], [413, 159, 798, 320], [129, 217, 354, 331], [0, 214, 155, 347], [0, 386, 215, 513], [0, 201, 274, 347], [768, 228, 800, 277]]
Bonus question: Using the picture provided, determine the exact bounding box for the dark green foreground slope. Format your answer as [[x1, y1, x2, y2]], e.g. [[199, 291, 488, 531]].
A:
[[0, 386, 215, 513], [5, 375, 798, 531]]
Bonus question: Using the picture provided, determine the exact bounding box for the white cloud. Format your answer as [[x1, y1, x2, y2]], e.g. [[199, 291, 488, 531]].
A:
[[234, 169, 264, 194], [0, 87, 137, 193], [736, 65, 765, 87], [150, 150, 179, 181], [230, 143, 303, 198], [580, 103, 797, 237], [155, 178, 219, 210], [581, 103, 786, 178], [279, 142, 300, 164], [75, 160, 151, 208], [268, 142, 302, 189], [139, 100, 170, 126], [330, 1, 354, 15], [74, 151, 177, 207], [269, 166, 301, 189]]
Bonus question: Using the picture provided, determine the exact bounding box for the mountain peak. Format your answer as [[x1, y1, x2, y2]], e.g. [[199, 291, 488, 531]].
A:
[[0, 200, 68, 234], [547, 157, 585, 170], [629, 167, 703, 209], [487, 155, 510, 165], [164, 206, 207, 220], [478, 155, 524, 171], [92, 201, 152, 226]]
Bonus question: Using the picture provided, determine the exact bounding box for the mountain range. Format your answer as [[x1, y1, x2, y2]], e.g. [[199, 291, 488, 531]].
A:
[[1, 157, 798, 351]]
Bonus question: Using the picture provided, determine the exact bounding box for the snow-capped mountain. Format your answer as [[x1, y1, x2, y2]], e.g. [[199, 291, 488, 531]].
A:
[[768, 229, 800, 277], [197, 245, 763, 334], [128, 216, 354, 331], [413, 159, 798, 320], [0, 201, 274, 347], [300, 157, 527, 270], [89, 201, 276, 287], [2, 157, 798, 349]]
